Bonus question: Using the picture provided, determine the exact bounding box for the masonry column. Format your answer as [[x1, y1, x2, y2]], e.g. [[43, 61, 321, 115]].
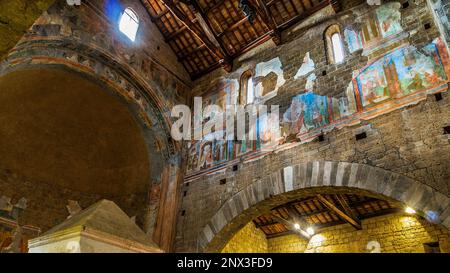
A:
[[152, 155, 184, 252]]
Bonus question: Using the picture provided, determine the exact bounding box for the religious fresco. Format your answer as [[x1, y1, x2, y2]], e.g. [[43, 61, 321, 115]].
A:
[[257, 112, 281, 151], [430, 0, 450, 43], [184, 2, 450, 176], [356, 40, 448, 107], [282, 92, 329, 138], [345, 28, 363, 53], [359, 2, 405, 54], [254, 58, 286, 100], [375, 3, 403, 38], [212, 131, 229, 165], [186, 79, 239, 172]]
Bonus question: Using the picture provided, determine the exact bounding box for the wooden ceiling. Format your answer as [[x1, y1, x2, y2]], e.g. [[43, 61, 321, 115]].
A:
[[253, 193, 401, 238], [142, 0, 341, 79]]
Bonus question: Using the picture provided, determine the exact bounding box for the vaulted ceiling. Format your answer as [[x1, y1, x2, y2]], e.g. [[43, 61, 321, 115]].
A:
[[142, 0, 341, 79]]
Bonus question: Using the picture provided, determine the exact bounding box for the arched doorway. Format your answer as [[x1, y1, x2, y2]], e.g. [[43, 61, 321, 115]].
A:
[[198, 161, 450, 252]]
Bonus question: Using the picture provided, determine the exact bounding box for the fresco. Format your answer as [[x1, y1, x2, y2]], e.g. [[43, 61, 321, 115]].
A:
[[305, 73, 317, 93], [430, 0, 450, 43], [254, 58, 286, 100], [186, 141, 200, 172], [375, 2, 403, 38], [212, 131, 228, 164], [356, 41, 448, 107], [295, 52, 315, 79], [345, 28, 363, 53], [282, 92, 329, 138], [257, 112, 280, 151]]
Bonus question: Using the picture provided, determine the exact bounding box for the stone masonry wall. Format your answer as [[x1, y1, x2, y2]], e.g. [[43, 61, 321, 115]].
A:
[[221, 221, 268, 253], [268, 213, 450, 253], [0, 168, 148, 232], [175, 0, 450, 252], [219, 213, 450, 253], [0, 0, 189, 238]]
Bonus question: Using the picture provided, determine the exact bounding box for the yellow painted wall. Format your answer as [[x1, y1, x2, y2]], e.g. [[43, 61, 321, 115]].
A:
[[221, 213, 450, 253]]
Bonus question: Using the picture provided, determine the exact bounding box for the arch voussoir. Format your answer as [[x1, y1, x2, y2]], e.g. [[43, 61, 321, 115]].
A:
[[200, 161, 450, 253]]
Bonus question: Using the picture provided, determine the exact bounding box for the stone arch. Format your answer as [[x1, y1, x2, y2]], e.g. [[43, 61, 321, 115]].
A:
[[0, 40, 181, 234], [2, 35, 180, 159], [198, 161, 450, 252]]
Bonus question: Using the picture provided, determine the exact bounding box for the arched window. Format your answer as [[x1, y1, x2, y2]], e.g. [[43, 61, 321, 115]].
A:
[[240, 70, 254, 105], [331, 33, 345, 63], [325, 25, 345, 64], [246, 76, 254, 104], [119, 8, 139, 42]]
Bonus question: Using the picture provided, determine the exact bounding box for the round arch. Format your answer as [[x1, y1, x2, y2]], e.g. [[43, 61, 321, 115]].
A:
[[198, 161, 450, 252]]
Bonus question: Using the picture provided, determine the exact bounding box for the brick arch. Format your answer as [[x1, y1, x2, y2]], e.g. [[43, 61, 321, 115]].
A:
[[198, 161, 450, 253]]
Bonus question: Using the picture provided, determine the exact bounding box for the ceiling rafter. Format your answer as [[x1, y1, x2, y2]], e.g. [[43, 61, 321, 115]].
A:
[[186, 0, 233, 69], [143, 0, 341, 79], [250, 0, 281, 44], [160, 0, 232, 71], [204, 0, 227, 14], [271, 212, 311, 240], [317, 194, 362, 230], [253, 193, 399, 238]]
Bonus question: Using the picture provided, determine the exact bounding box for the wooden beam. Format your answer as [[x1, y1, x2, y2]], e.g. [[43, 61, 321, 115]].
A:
[[160, 0, 230, 69], [154, 9, 171, 20], [164, 18, 198, 41], [217, 17, 248, 37], [204, 0, 226, 14], [178, 44, 206, 60], [277, 0, 330, 31], [188, 1, 231, 65], [317, 194, 362, 230], [271, 213, 311, 240], [335, 194, 359, 222], [250, 0, 281, 44], [329, 0, 342, 13]]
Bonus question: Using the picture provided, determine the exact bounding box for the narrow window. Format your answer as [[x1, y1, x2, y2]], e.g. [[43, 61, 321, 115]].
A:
[[247, 76, 254, 104], [331, 33, 345, 64], [240, 70, 254, 105], [325, 25, 345, 64], [119, 8, 139, 42]]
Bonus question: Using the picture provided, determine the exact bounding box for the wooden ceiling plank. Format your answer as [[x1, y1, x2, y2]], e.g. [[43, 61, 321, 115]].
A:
[[335, 194, 360, 222], [179, 44, 207, 60], [317, 194, 362, 230], [160, 0, 231, 70], [270, 213, 311, 240], [204, 0, 226, 13], [276, 0, 329, 31], [288, 0, 300, 14], [154, 8, 171, 19], [218, 17, 248, 37], [188, 1, 232, 66]]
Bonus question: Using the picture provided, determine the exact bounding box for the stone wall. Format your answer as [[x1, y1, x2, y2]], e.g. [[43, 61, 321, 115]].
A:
[[219, 213, 450, 253], [175, 0, 450, 252], [0, 0, 55, 59], [0, 167, 149, 233], [221, 222, 268, 253], [268, 213, 450, 253], [0, 0, 188, 249]]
